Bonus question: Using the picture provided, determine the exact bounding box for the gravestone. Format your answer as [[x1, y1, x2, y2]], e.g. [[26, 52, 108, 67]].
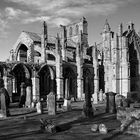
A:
[[36, 101, 42, 114], [0, 93, 9, 118], [0, 78, 10, 118], [19, 82, 26, 107], [106, 92, 117, 113], [71, 97, 75, 102], [91, 124, 98, 132], [47, 92, 56, 115], [63, 98, 72, 111], [25, 86, 32, 108], [99, 89, 103, 102]]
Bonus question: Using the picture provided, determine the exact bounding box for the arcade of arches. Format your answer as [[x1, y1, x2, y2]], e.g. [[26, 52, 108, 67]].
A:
[[0, 62, 93, 105]]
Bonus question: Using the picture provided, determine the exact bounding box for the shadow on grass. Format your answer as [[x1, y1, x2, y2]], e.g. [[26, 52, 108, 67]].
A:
[[0, 130, 42, 139], [0, 108, 118, 140], [10, 110, 36, 117]]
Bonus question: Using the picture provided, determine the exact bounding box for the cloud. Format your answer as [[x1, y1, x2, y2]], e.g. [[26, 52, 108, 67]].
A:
[[5, 7, 29, 19], [23, 15, 71, 27], [7, 0, 137, 14], [7, 0, 65, 11], [50, 17, 71, 27], [56, 8, 82, 17], [0, 7, 29, 39], [0, 17, 8, 39], [23, 16, 51, 24], [6, 0, 138, 26]]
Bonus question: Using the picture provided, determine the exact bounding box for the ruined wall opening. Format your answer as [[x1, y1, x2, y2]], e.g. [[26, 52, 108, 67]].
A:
[[17, 44, 28, 62], [12, 64, 31, 102], [129, 42, 140, 92], [99, 64, 105, 92], [47, 53, 55, 61], [39, 65, 55, 100], [63, 67, 76, 99]]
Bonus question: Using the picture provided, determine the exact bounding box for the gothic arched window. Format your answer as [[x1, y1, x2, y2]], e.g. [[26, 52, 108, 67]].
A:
[[75, 25, 79, 35], [69, 27, 72, 36]]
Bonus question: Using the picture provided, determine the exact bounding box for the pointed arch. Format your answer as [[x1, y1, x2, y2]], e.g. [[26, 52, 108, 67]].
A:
[[63, 66, 77, 99], [11, 63, 31, 102], [38, 64, 56, 99], [15, 43, 29, 62]]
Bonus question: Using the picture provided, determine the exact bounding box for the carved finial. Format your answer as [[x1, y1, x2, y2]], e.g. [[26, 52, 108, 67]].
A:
[[118, 23, 123, 36], [56, 33, 61, 54], [103, 19, 111, 32], [95, 42, 96, 46], [127, 21, 134, 31]]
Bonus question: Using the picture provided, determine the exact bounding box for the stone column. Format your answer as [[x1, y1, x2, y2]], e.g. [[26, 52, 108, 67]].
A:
[[12, 78, 16, 93], [55, 33, 63, 99], [65, 78, 69, 99], [76, 41, 83, 100], [91, 65, 99, 104], [120, 37, 130, 97], [92, 45, 99, 104], [77, 78, 83, 99], [3, 76, 8, 91], [32, 73, 40, 101], [83, 77, 94, 118], [56, 78, 63, 99]]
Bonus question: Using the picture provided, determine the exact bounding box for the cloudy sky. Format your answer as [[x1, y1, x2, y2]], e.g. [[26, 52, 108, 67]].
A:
[[0, 0, 140, 60]]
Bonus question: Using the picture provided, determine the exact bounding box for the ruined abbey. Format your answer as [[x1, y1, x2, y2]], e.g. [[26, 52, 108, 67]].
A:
[[0, 17, 140, 105]]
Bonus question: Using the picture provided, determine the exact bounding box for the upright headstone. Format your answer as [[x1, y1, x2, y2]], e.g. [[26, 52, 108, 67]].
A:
[[106, 92, 117, 113], [36, 101, 42, 114], [63, 98, 72, 111], [0, 93, 7, 118], [19, 82, 26, 107], [99, 89, 103, 102], [0, 78, 10, 118], [25, 86, 32, 108], [47, 92, 56, 115]]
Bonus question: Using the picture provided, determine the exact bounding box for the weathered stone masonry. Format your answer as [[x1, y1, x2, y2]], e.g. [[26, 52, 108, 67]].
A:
[[0, 18, 140, 105]]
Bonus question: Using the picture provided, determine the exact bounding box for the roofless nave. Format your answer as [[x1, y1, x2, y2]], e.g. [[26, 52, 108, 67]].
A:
[[0, 17, 140, 105]]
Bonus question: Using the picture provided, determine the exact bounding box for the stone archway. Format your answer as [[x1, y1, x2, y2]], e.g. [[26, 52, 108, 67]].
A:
[[63, 67, 76, 99], [38, 65, 55, 100], [12, 63, 31, 102]]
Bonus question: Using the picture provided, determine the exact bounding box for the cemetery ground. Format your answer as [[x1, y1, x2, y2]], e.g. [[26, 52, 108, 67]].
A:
[[0, 101, 139, 140]]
